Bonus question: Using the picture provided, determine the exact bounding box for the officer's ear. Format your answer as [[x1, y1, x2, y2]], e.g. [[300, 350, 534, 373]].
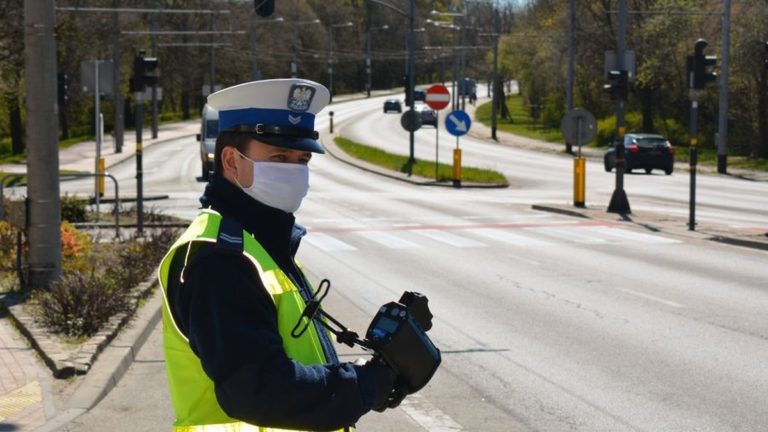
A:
[[221, 146, 242, 177]]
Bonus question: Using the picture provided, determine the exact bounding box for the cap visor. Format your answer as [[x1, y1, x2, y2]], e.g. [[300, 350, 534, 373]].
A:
[[249, 135, 326, 154]]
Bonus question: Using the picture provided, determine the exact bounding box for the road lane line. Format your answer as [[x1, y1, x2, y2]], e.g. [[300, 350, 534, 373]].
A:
[[413, 229, 486, 248], [528, 227, 608, 244], [582, 226, 680, 244], [303, 233, 357, 251], [621, 289, 685, 308], [467, 228, 550, 247], [399, 393, 464, 431], [357, 231, 421, 249]]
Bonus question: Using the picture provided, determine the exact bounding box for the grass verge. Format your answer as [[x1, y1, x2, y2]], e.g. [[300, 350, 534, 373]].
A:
[[333, 136, 508, 185], [475, 96, 563, 144]]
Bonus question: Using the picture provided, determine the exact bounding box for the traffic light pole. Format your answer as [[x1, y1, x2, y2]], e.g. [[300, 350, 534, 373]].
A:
[[135, 96, 144, 235], [607, 0, 631, 214], [689, 94, 699, 231], [407, 0, 415, 174]]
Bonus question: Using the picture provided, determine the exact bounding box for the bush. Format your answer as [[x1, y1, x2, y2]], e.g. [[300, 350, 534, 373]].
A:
[[32, 272, 133, 337], [0, 221, 16, 271], [61, 194, 88, 223], [30, 226, 180, 337], [596, 112, 687, 147], [60, 221, 93, 273]]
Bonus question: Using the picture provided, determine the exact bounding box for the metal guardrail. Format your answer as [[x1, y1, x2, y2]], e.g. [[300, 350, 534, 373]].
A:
[[0, 172, 121, 238]]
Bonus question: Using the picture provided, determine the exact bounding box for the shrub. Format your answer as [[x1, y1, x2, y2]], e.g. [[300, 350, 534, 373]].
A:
[[60, 221, 93, 273], [61, 194, 88, 223], [31, 226, 180, 337], [0, 221, 16, 271], [31, 272, 133, 337], [595, 112, 687, 147]]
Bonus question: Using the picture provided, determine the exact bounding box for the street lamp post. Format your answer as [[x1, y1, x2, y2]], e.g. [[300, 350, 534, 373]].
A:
[[365, 24, 388, 98], [328, 21, 353, 102], [290, 19, 321, 78], [430, 10, 465, 110], [251, 16, 284, 80]]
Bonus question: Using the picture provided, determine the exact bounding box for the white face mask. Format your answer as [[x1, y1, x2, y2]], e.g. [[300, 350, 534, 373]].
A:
[[235, 151, 310, 213]]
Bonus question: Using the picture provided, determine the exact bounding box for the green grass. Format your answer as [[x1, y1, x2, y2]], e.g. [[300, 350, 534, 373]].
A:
[[475, 96, 564, 144], [0, 170, 85, 187], [674, 147, 768, 171], [334, 136, 508, 185]]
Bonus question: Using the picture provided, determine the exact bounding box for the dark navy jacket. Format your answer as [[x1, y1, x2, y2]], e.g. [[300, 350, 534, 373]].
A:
[[165, 173, 389, 431]]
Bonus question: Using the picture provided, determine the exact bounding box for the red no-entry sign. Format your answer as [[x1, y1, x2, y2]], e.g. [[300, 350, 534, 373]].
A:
[[425, 84, 450, 111]]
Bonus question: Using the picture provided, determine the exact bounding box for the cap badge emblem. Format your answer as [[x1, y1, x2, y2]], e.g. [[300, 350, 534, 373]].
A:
[[287, 84, 315, 113]]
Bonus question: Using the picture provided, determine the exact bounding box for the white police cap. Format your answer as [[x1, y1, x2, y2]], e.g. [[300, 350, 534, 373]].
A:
[[207, 79, 330, 153]]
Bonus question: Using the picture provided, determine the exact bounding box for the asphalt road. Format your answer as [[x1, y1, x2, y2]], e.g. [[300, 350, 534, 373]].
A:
[[60, 95, 767, 431]]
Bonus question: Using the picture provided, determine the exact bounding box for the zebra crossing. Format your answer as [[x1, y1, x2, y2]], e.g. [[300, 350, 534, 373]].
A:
[[302, 220, 680, 252]]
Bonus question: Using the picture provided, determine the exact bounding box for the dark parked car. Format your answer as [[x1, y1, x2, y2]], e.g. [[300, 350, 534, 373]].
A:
[[413, 102, 437, 127], [604, 133, 675, 175], [383, 99, 402, 113]]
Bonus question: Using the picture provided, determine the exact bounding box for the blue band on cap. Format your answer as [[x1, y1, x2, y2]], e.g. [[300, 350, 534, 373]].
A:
[[219, 108, 315, 132]]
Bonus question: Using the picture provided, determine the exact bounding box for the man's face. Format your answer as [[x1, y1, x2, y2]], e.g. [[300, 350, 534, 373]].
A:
[[225, 139, 312, 188]]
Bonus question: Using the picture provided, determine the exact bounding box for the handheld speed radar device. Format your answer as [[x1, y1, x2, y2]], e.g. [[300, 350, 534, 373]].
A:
[[292, 281, 441, 396], [365, 293, 440, 393]]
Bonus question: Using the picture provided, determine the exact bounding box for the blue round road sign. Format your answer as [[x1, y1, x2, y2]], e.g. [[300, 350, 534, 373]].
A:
[[445, 110, 471, 137]]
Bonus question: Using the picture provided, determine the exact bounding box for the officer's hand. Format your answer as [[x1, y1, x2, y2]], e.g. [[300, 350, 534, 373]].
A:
[[361, 362, 397, 413]]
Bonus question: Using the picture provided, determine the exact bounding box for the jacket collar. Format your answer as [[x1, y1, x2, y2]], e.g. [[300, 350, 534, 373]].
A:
[[200, 173, 305, 258]]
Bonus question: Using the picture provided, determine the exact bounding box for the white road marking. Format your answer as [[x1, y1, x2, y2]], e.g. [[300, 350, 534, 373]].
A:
[[357, 231, 422, 249], [467, 228, 550, 247], [581, 226, 680, 244], [413, 229, 486, 248], [399, 393, 464, 431], [528, 227, 608, 244], [303, 233, 357, 251], [621, 289, 685, 308]]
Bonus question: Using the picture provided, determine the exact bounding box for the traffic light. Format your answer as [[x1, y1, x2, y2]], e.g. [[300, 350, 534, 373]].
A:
[[254, 0, 275, 17], [57, 72, 70, 106], [130, 50, 159, 93], [689, 38, 717, 90], [603, 69, 628, 101]]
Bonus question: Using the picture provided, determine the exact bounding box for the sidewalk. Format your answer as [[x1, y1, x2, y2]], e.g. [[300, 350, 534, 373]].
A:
[[0, 119, 200, 175]]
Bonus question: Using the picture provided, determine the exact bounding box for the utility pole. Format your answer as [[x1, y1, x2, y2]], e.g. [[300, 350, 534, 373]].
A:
[[717, 0, 731, 174], [366, 2, 372, 98], [489, 6, 500, 141], [209, 9, 216, 96], [24, 0, 61, 289], [151, 0, 159, 139], [407, 0, 416, 172], [112, 0, 124, 153], [565, 0, 575, 154]]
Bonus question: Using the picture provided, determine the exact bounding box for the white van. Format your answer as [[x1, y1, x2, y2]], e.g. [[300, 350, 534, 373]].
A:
[[196, 104, 219, 180]]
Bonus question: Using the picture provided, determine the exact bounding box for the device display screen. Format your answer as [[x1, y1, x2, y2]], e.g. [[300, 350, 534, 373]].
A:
[[375, 316, 399, 334]]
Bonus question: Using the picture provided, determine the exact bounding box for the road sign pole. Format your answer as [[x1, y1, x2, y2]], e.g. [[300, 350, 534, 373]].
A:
[[435, 112, 439, 180]]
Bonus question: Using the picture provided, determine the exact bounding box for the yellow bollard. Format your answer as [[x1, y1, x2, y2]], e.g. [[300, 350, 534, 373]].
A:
[[98, 157, 105, 197], [452, 149, 462, 188], [574, 156, 586, 207]]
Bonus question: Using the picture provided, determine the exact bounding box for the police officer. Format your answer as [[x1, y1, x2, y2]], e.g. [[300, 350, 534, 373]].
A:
[[158, 79, 398, 431]]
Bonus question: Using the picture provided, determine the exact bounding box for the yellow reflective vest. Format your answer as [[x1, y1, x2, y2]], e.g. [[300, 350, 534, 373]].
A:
[[158, 209, 340, 432]]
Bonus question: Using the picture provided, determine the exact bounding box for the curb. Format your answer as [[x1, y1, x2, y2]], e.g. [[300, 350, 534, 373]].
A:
[[34, 288, 162, 432], [320, 129, 508, 189], [531, 204, 768, 252]]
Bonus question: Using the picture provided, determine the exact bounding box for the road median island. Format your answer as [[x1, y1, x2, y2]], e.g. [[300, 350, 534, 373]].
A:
[[329, 136, 509, 188]]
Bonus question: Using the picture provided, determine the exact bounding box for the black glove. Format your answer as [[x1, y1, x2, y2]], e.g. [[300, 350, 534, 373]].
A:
[[361, 361, 397, 412]]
